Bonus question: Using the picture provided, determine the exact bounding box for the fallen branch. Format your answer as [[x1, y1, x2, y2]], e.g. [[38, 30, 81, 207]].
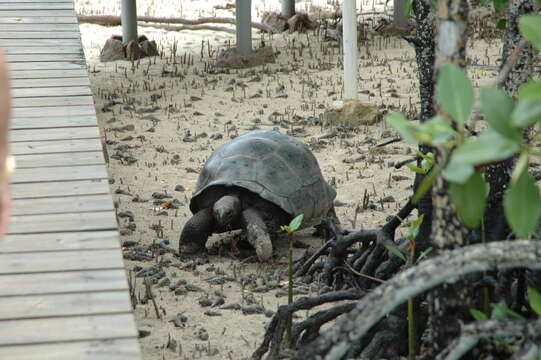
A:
[[77, 15, 272, 32], [293, 240, 541, 359], [139, 23, 235, 34]]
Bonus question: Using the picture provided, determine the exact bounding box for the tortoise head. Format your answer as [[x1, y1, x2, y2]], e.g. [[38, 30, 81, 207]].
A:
[[213, 195, 241, 227]]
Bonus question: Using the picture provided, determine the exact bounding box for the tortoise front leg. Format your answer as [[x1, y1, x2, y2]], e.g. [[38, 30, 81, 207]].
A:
[[179, 208, 214, 255], [240, 207, 273, 262]]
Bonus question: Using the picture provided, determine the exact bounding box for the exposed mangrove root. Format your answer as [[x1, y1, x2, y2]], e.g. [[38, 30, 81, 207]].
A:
[[251, 288, 366, 360], [293, 240, 541, 359]]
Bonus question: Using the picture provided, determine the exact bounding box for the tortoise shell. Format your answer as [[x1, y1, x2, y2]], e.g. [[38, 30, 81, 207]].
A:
[[190, 130, 336, 226]]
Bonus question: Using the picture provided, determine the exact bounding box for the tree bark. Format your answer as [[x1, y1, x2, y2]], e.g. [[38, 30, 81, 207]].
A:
[[294, 240, 541, 360], [425, 0, 471, 355]]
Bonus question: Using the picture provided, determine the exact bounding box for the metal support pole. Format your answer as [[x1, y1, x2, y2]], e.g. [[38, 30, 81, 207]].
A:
[[281, 0, 295, 18], [235, 0, 252, 56], [121, 0, 138, 44], [393, 0, 408, 28], [342, 0, 358, 100]]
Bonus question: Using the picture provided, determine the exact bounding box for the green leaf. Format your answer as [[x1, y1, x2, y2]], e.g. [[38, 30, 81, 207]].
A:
[[289, 214, 304, 232], [385, 112, 422, 144], [281, 225, 291, 233], [518, 80, 541, 101], [412, 162, 442, 204], [420, 116, 457, 146], [406, 163, 427, 174], [443, 129, 520, 184], [479, 88, 520, 141], [407, 214, 424, 241], [416, 247, 433, 262], [519, 14, 541, 52], [491, 302, 523, 319], [470, 309, 488, 321], [511, 99, 541, 128], [384, 244, 407, 263], [449, 173, 487, 229], [511, 152, 529, 185], [528, 287, 541, 317], [504, 170, 541, 238], [492, 0, 507, 13], [496, 18, 506, 30], [442, 159, 475, 184], [436, 64, 474, 126]]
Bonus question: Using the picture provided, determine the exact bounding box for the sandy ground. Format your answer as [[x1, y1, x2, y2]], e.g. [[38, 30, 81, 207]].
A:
[[75, 0, 503, 358]]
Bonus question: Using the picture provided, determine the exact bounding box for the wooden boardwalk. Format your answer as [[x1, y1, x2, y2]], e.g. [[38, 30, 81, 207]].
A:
[[0, 0, 142, 358]]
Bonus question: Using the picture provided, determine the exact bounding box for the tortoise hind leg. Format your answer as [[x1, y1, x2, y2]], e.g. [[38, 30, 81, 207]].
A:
[[240, 208, 273, 261], [179, 208, 214, 255]]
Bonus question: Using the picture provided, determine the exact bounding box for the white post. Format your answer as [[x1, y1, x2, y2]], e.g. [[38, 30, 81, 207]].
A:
[[342, 0, 358, 100], [121, 0, 138, 44], [281, 0, 295, 18], [235, 0, 252, 56]]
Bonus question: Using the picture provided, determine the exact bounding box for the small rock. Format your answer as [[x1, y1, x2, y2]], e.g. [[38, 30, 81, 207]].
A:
[[100, 38, 125, 62], [261, 11, 288, 33], [204, 310, 222, 316], [198, 328, 209, 341], [152, 192, 171, 199], [117, 211, 134, 221], [138, 329, 151, 338], [198, 297, 213, 307], [221, 303, 241, 311], [140, 39, 159, 56], [126, 40, 145, 61], [174, 185, 186, 192], [381, 195, 396, 203]]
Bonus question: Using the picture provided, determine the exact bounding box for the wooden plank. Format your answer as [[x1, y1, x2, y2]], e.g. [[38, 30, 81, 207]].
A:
[[11, 165, 108, 183], [0, 314, 137, 346], [12, 95, 94, 108], [0, 269, 128, 297], [12, 105, 96, 118], [8, 211, 117, 234], [0, 32, 80, 39], [0, 0, 73, 3], [6, 46, 82, 54], [11, 77, 90, 89], [7, 53, 84, 63], [0, 338, 141, 360], [11, 139, 102, 155], [0, 231, 119, 253], [12, 179, 110, 199], [1, 38, 80, 47], [12, 194, 114, 216], [0, 10, 75, 17], [0, 0, 73, 4], [10, 115, 97, 129], [0, 291, 131, 320], [0, 16, 77, 24], [8, 61, 85, 71], [0, 3, 74, 9], [12, 86, 91, 98], [0, 248, 123, 274], [14, 152, 104, 168], [10, 126, 99, 142], [0, 23, 79, 32], [10, 69, 87, 80]]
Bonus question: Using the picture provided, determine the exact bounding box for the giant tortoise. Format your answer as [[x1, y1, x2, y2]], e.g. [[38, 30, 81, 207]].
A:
[[179, 130, 336, 261]]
